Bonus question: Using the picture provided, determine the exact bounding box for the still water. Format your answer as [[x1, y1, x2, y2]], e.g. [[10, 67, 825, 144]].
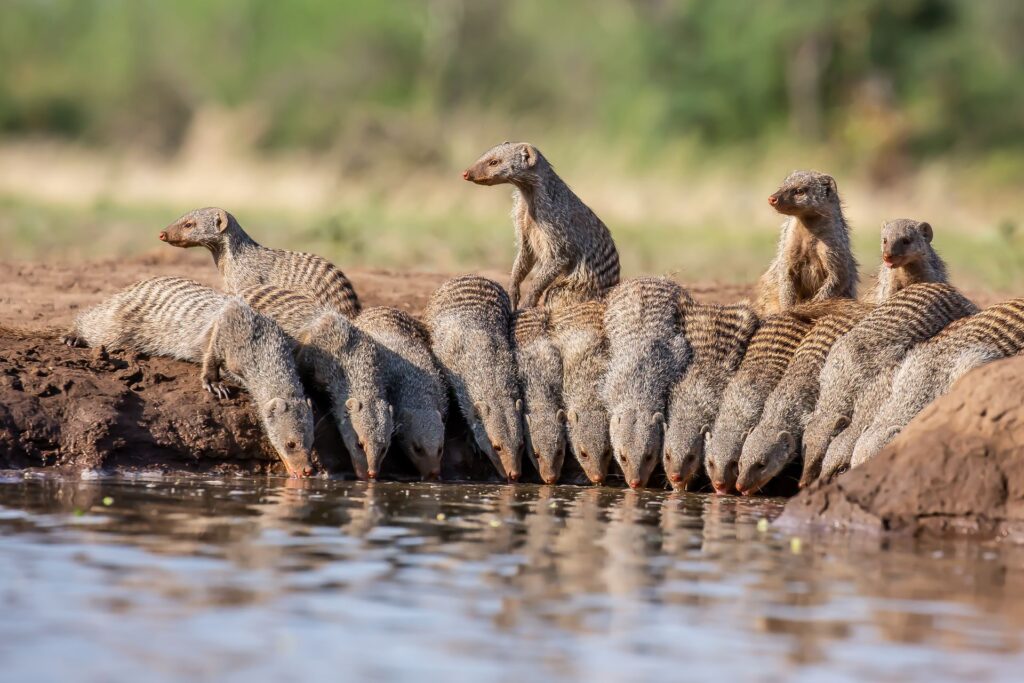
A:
[[1, 473, 1023, 682]]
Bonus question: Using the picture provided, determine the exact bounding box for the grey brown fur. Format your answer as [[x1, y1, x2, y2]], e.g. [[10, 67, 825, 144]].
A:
[[425, 275, 524, 481], [735, 298, 868, 494], [239, 285, 393, 480], [755, 170, 858, 315], [602, 277, 692, 489], [873, 219, 948, 302], [463, 142, 620, 310], [63, 277, 315, 477], [357, 306, 448, 480], [800, 283, 978, 487], [853, 298, 1024, 467], [663, 301, 759, 490], [549, 301, 612, 484], [512, 307, 567, 484], [704, 309, 814, 493], [160, 207, 360, 317]]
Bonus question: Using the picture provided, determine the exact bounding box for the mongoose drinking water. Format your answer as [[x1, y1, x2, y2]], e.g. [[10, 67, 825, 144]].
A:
[[357, 306, 448, 480], [735, 298, 868, 495], [704, 309, 814, 494], [853, 298, 1024, 467], [799, 282, 977, 487], [754, 170, 858, 316], [63, 277, 315, 477], [602, 277, 692, 489], [872, 219, 948, 302], [662, 300, 759, 491], [549, 301, 612, 485], [512, 307, 567, 484], [159, 207, 361, 317], [463, 142, 620, 310], [425, 275, 524, 481], [238, 285, 392, 480]]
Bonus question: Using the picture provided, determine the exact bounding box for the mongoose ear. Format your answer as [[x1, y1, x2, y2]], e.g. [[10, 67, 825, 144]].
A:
[[520, 144, 538, 168], [346, 397, 363, 413], [567, 409, 579, 425], [524, 413, 533, 428], [700, 423, 711, 436], [515, 398, 524, 413], [388, 403, 394, 417], [306, 397, 314, 410], [474, 401, 489, 418], [779, 430, 795, 452], [919, 222, 933, 243], [652, 412, 665, 426], [556, 409, 567, 424], [265, 397, 288, 417], [832, 415, 850, 434], [215, 208, 230, 233], [822, 175, 838, 196]]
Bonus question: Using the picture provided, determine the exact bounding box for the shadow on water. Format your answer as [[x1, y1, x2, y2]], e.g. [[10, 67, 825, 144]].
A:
[[1, 473, 1024, 682]]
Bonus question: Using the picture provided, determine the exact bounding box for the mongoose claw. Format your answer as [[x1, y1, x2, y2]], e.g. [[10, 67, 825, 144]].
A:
[[62, 334, 85, 348], [203, 379, 232, 400]]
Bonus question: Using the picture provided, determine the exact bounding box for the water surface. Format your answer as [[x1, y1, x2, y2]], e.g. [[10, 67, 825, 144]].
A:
[[1, 473, 1023, 682]]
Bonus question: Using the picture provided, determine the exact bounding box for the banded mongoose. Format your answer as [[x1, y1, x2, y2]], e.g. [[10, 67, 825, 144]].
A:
[[704, 309, 814, 494], [662, 301, 759, 491], [238, 285, 393, 480], [549, 301, 612, 485], [735, 298, 869, 495], [357, 306, 448, 480], [873, 219, 948, 303], [853, 298, 1024, 467], [817, 368, 896, 482], [462, 141, 620, 310], [425, 275, 524, 481], [754, 170, 858, 316], [512, 307, 567, 485], [602, 277, 692, 489], [799, 282, 978, 487], [62, 277, 315, 477], [159, 207, 360, 317]]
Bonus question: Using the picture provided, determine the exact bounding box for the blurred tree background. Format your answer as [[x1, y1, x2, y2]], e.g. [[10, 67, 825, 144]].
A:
[[1, 0, 1023, 288]]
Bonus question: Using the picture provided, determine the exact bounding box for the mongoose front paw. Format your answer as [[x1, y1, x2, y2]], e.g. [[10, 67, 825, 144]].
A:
[[203, 379, 232, 400], [61, 334, 85, 348]]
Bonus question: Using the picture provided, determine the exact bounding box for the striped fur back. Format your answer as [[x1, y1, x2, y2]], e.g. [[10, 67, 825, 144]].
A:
[[238, 285, 324, 337], [550, 300, 605, 337], [788, 299, 870, 370], [512, 307, 551, 346], [737, 311, 813, 385], [680, 301, 759, 370], [941, 298, 1024, 356], [424, 275, 512, 330], [603, 277, 688, 345], [265, 249, 360, 317], [357, 306, 432, 347]]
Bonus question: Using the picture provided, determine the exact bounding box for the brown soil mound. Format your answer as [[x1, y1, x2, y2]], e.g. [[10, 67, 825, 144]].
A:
[[778, 355, 1024, 541]]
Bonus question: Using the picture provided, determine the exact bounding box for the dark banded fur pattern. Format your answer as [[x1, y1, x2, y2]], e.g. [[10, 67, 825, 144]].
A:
[[704, 308, 814, 494], [736, 298, 869, 494], [854, 298, 1024, 467], [160, 207, 360, 317], [425, 275, 524, 481], [512, 307, 567, 484], [549, 301, 612, 485], [873, 219, 948, 303], [239, 285, 392, 480], [663, 301, 759, 490], [63, 277, 315, 477], [800, 282, 978, 487], [463, 142, 620, 310], [602, 277, 692, 489], [358, 305, 448, 480]]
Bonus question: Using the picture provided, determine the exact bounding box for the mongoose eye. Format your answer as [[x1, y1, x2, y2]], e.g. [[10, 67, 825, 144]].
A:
[[488, 159, 499, 167], [286, 441, 297, 450], [901, 237, 911, 246], [794, 188, 806, 197], [882, 238, 888, 245]]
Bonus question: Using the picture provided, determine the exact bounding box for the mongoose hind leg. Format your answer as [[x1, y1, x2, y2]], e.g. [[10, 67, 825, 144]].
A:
[[200, 322, 232, 400]]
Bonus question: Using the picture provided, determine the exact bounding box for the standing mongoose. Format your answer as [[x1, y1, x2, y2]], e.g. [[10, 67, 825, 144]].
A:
[[602, 277, 692, 489], [462, 141, 620, 310], [735, 298, 868, 495], [425, 275, 524, 481], [357, 306, 448, 480], [512, 307, 567, 484], [549, 300, 612, 485], [704, 309, 814, 494], [238, 285, 393, 480], [754, 170, 858, 315], [662, 300, 759, 491], [853, 298, 1024, 467], [63, 277, 315, 477], [799, 282, 978, 487], [872, 219, 948, 302], [159, 207, 360, 317]]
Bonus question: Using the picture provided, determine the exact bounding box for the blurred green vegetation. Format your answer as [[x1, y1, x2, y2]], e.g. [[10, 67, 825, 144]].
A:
[[1, 0, 1022, 165]]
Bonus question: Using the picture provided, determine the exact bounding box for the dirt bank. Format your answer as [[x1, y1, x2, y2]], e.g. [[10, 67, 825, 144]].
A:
[[778, 355, 1024, 541]]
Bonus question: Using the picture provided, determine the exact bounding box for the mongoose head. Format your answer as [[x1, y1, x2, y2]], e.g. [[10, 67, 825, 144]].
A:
[[851, 424, 902, 469], [566, 407, 612, 485], [395, 408, 446, 480], [768, 171, 840, 219], [609, 407, 665, 489], [662, 418, 710, 492], [524, 408, 567, 485], [704, 383, 762, 495], [345, 397, 395, 480], [159, 207, 237, 248], [798, 412, 850, 488], [260, 396, 316, 478], [462, 142, 544, 186], [470, 398, 525, 482], [881, 219, 933, 269], [736, 423, 797, 496], [818, 424, 859, 485]]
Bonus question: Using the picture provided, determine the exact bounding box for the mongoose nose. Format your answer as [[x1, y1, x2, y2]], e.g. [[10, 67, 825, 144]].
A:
[[590, 474, 604, 485], [462, 169, 470, 180], [768, 195, 778, 206], [712, 480, 730, 495], [669, 473, 683, 483], [426, 470, 441, 481], [543, 476, 557, 485], [302, 467, 313, 477], [628, 479, 642, 489], [367, 470, 378, 480], [158, 231, 167, 241], [507, 471, 520, 482]]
